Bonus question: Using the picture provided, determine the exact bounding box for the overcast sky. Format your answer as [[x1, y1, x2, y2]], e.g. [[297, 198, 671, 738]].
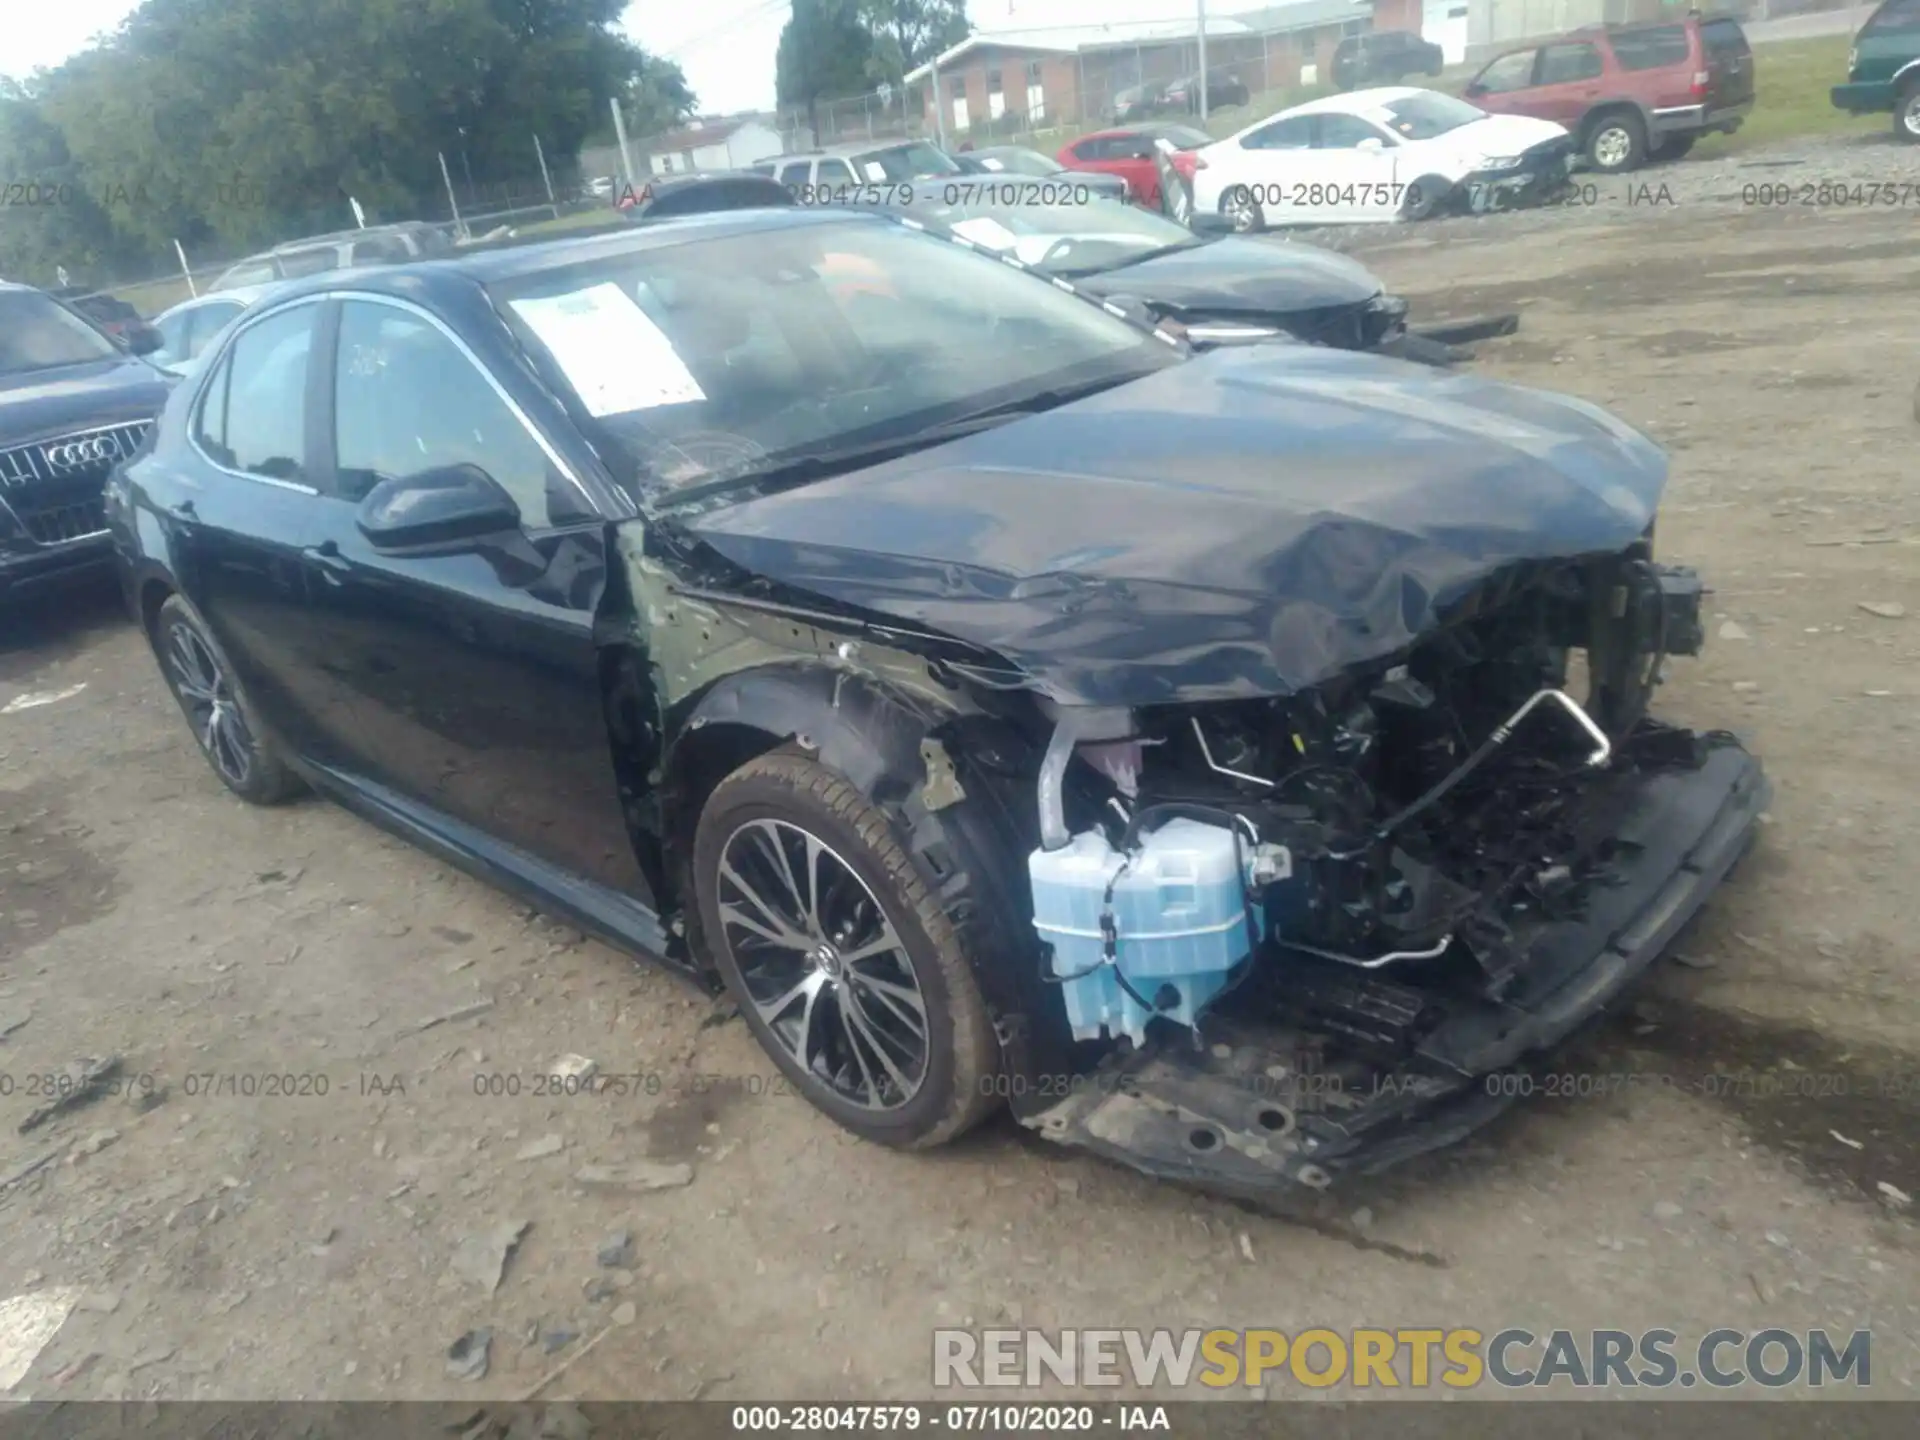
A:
[[6, 1, 1224, 117]]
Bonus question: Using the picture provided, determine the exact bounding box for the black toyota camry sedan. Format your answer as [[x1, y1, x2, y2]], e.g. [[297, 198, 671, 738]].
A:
[[108, 209, 1768, 1193]]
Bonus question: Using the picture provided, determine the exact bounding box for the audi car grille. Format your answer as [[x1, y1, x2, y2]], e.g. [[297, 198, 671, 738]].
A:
[[19, 499, 110, 546], [0, 420, 153, 492]]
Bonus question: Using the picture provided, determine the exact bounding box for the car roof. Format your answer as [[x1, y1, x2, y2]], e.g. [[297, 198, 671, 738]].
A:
[[253, 207, 888, 306], [157, 284, 277, 320], [789, 139, 927, 159], [645, 170, 781, 189], [1283, 86, 1425, 118]]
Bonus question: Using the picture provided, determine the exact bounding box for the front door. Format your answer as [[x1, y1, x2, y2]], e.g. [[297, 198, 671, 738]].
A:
[[299, 297, 651, 903]]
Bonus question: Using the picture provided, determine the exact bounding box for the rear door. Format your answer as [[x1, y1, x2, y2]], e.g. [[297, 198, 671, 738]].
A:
[[1464, 48, 1542, 117], [1529, 40, 1607, 130], [1700, 17, 1755, 109], [171, 299, 334, 757]]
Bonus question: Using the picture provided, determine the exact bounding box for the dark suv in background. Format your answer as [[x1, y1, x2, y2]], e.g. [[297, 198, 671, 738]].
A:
[[1831, 0, 1920, 141], [1330, 31, 1446, 89], [1, 282, 173, 603], [1467, 14, 1754, 172]]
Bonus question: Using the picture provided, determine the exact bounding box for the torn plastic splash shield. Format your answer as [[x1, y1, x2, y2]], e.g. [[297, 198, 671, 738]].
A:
[[686, 344, 1669, 707], [1021, 743, 1770, 1191]]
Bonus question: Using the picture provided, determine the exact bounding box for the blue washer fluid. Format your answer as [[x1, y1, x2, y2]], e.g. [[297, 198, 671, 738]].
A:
[[1029, 818, 1259, 1047]]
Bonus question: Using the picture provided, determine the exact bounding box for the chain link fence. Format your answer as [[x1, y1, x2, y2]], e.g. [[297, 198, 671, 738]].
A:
[[39, 154, 609, 320]]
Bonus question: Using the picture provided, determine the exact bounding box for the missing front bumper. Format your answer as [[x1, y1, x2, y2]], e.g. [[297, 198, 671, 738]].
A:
[[1019, 740, 1770, 1191]]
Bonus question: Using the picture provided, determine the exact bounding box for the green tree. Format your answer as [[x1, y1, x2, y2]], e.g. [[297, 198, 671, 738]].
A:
[[0, 0, 688, 284], [777, 0, 875, 144], [859, 0, 969, 93]]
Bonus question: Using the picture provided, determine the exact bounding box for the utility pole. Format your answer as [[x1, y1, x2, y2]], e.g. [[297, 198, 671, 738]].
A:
[[533, 133, 559, 220], [438, 152, 465, 240], [610, 96, 637, 193], [931, 60, 948, 146], [1197, 0, 1210, 121]]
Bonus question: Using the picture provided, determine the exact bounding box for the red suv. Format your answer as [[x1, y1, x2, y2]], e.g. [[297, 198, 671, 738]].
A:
[[1465, 15, 1755, 173]]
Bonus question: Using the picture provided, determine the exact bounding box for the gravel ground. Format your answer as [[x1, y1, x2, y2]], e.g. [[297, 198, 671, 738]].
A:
[[1, 153, 1918, 1406]]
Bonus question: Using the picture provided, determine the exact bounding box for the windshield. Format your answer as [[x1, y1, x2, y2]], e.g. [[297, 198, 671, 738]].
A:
[[490, 217, 1174, 497], [918, 194, 1200, 274], [0, 291, 122, 375], [1373, 92, 1487, 141], [853, 142, 962, 182], [976, 150, 1062, 177]]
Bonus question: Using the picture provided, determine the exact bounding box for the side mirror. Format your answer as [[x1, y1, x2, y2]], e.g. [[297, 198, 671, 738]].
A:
[[1357, 137, 1385, 153], [356, 464, 522, 551], [126, 323, 164, 356], [1463, 82, 1487, 98], [1187, 212, 1236, 236]]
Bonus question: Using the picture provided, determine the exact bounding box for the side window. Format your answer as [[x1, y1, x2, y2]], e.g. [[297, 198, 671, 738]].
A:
[[1242, 116, 1312, 150], [331, 301, 585, 529], [816, 158, 856, 184], [220, 263, 276, 288], [1473, 50, 1539, 94], [1070, 137, 1108, 161], [1316, 114, 1388, 148], [190, 304, 244, 358], [193, 351, 231, 454], [153, 310, 194, 366], [206, 305, 315, 481], [1611, 26, 1690, 70], [350, 236, 412, 264], [1538, 42, 1604, 85], [776, 160, 811, 186]]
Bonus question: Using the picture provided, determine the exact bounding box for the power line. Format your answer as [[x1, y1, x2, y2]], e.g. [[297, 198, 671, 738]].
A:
[[658, 0, 793, 60]]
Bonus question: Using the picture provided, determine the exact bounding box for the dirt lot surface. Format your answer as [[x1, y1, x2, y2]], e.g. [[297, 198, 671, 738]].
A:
[[2, 133, 1918, 1405]]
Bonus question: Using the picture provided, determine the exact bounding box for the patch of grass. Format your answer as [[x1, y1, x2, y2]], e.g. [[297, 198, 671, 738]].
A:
[[510, 206, 626, 238]]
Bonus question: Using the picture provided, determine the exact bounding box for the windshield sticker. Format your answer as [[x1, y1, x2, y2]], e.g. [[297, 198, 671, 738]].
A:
[[509, 283, 705, 415], [862, 161, 887, 182], [949, 216, 1019, 251]]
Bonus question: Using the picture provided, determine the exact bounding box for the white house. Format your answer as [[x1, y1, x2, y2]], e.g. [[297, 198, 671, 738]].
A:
[[645, 117, 783, 176]]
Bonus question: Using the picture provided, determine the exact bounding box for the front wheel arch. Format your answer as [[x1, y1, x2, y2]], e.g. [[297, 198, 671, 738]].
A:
[[660, 667, 1065, 1091]]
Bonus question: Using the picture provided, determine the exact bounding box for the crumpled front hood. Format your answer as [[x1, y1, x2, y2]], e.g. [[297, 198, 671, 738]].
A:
[[1074, 236, 1383, 316], [689, 345, 1666, 707], [0, 356, 174, 444]]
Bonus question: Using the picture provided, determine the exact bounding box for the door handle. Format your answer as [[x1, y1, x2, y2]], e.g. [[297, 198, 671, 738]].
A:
[[302, 539, 352, 575]]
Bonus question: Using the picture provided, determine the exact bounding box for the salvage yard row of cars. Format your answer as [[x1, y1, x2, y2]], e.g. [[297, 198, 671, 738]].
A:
[[0, 153, 1774, 1197]]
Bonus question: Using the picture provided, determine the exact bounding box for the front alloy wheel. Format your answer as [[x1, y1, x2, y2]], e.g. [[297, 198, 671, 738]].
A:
[[693, 750, 1000, 1148], [716, 817, 931, 1111]]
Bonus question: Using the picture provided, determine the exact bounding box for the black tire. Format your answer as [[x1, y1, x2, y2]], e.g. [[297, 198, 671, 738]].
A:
[[691, 750, 1000, 1149], [1585, 110, 1646, 173], [1898, 79, 1920, 144], [1220, 184, 1266, 233], [153, 594, 304, 804], [1651, 134, 1695, 161], [1401, 174, 1450, 221]]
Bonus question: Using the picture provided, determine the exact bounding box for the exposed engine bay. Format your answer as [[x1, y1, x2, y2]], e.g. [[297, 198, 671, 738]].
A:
[[1014, 546, 1762, 1190]]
